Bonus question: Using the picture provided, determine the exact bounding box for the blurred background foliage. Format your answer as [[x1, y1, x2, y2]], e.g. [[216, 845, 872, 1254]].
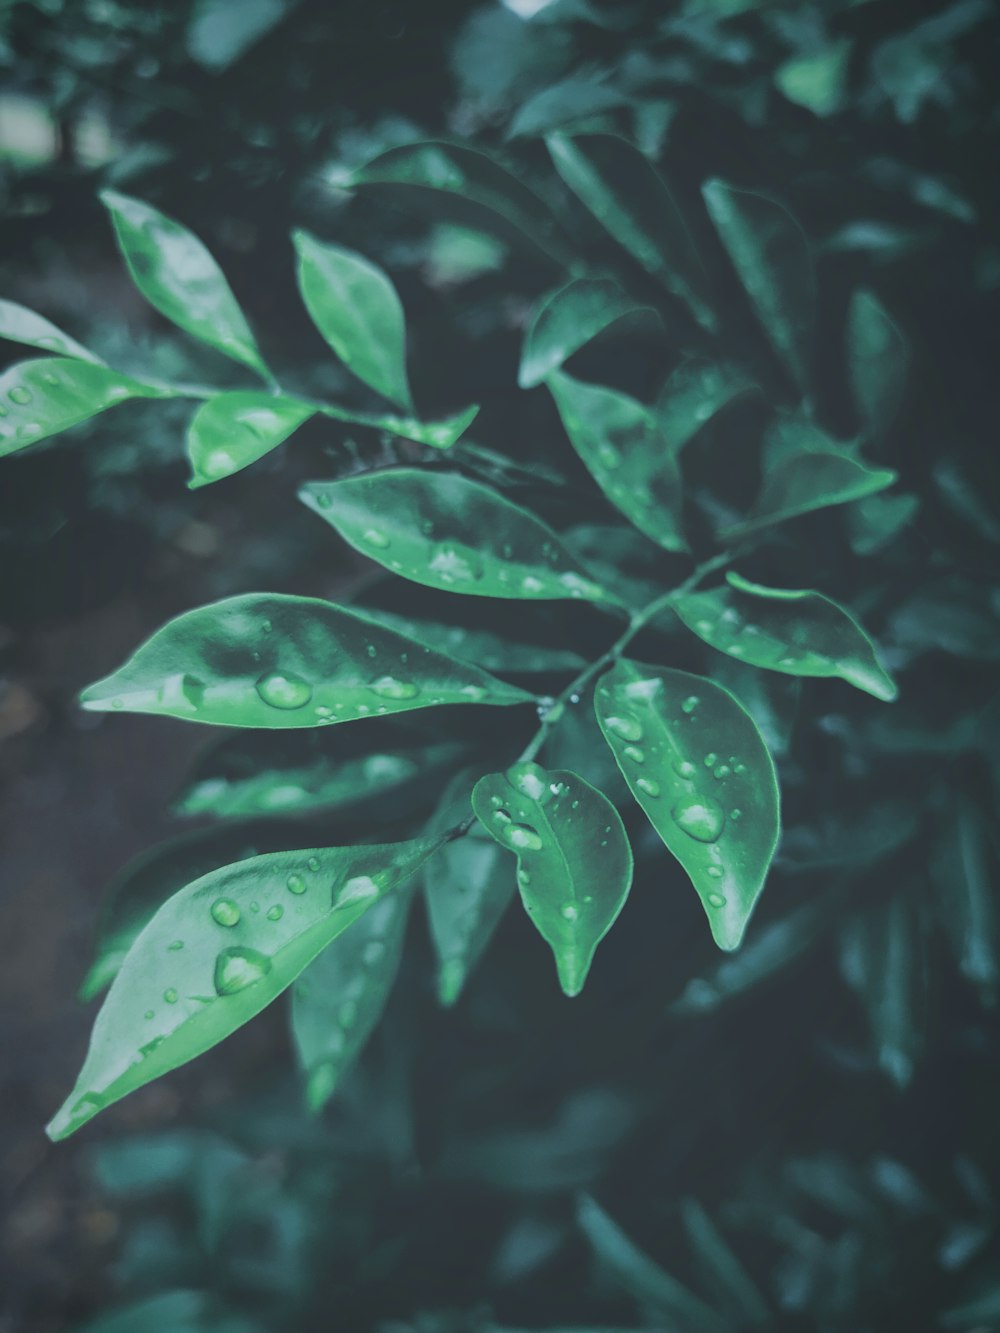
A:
[[1, 0, 999, 1330]]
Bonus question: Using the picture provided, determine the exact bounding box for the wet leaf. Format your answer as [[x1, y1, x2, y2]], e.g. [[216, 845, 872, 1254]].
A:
[[547, 369, 687, 553], [0, 358, 173, 457], [721, 450, 897, 539], [322, 400, 479, 450], [671, 571, 898, 701], [0, 298, 102, 363], [472, 762, 632, 996], [300, 468, 619, 605], [424, 828, 516, 1005], [702, 179, 814, 391], [548, 132, 715, 331], [655, 358, 757, 454], [846, 289, 910, 438], [79, 592, 533, 727], [291, 885, 414, 1111], [518, 277, 660, 389], [186, 391, 314, 487], [594, 659, 780, 950], [47, 835, 443, 1140], [293, 231, 412, 410], [354, 608, 586, 674], [100, 189, 267, 378]]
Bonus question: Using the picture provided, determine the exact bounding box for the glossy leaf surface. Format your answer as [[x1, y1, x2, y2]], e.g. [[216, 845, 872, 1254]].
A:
[[291, 884, 413, 1111], [595, 659, 780, 950], [472, 762, 633, 996], [101, 189, 267, 377], [722, 450, 897, 538], [671, 571, 898, 701], [424, 829, 516, 1006], [293, 231, 412, 410], [547, 370, 687, 553], [321, 400, 479, 450], [702, 179, 814, 390], [187, 391, 314, 487], [846, 288, 909, 437], [354, 608, 585, 674], [656, 358, 757, 454], [301, 469, 618, 605], [0, 298, 101, 363], [48, 836, 442, 1139], [548, 133, 715, 331], [0, 358, 172, 457], [79, 593, 533, 726], [507, 78, 633, 140], [518, 277, 659, 388]]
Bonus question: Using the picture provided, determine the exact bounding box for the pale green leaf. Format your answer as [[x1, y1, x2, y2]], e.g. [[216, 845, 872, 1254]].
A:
[[519, 277, 660, 389], [186, 391, 314, 487], [0, 298, 102, 363], [424, 831, 516, 1006], [721, 450, 897, 538], [320, 399, 479, 450]]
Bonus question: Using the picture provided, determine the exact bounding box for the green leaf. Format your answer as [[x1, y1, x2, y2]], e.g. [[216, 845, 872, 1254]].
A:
[[79, 592, 533, 726], [519, 277, 660, 389], [774, 38, 851, 117], [293, 231, 413, 411], [671, 571, 898, 701], [353, 608, 586, 674], [0, 298, 102, 363], [186, 391, 314, 487], [547, 132, 715, 331], [100, 189, 267, 378], [708, 657, 801, 758], [300, 469, 618, 605], [351, 140, 571, 266], [577, 1194, 728, 1333], [701, 179, 815, 392], [547, 370, 687, 553], [0, 358, 173, 457], [507, 78, 633, 140], [934, 802, 999, 1003], [846, 491, 920, 555], [721, 450, 897, 539], [655, 358, 757, 454], [846, 289, 910, 438], [594, 659, 780, 950], [186, 0, 290, 72], [291, 884, 414, 1111], [47, 835, 443, 1140], [424, 829, 516, 1006], [472, 762, 632, 996], [320, 399, 479, 450], [680, 1198, 771, 1327]]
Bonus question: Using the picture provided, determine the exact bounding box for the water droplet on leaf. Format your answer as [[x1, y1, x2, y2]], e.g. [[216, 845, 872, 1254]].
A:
[[214, 946, 271, 995], [671, 795, 725, 843], [211, 898, 241, 927], [286, 873, 307, 895], [256, 671, 313, 710], [605, 713, 643, 742]]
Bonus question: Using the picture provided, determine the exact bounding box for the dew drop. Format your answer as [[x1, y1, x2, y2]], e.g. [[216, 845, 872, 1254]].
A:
[[307, 856, 321, 873], [459, 684, 487, 701], [315, 705, 333, 719], [211, 897, 241, 927], [681, 695, 700, 715], [706, 865, 724, 879], [370, 675, 419, 700], [561, 903, 580, 922], [674, 760, 697, 779], [505, 761, 549, 803], [596, 441, 621, 469], [168, 940, 184, 952], [266, 904, 284, 921], [9, 385, 33, 405], [605, 713, 643, 742], [671, 795, 725, 843], [521, 574, 544, 594], [730, 808, 743, 821], [339, 874, 380, 907], [286, 873, 308, 895], [703, 752, 719, 767], [362, 527, 390, 549], [144, 1009, 155, 1021], [502, 822, 543, 852], [707, 892, 727, 908], [517, 867, 531, 886], [41, 371, 59, 386], [623, 745, 645, 763], [429, 542, 483, 583], [363, 940, 386, 966], [256, 671, 313, 710], [163, 988, 178, 1004], [316, 492, 332, 509], [214, 946, 271, 995], [636, 777, 661, 798], [203, 447, 237, 478]]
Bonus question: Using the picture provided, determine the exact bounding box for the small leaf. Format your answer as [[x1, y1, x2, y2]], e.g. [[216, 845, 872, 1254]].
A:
[[293, 231, 412, 410], [291, 885, 413, 1111], [671, 571, 898, 701], [424, 829, 516, 1005], [0, 298, 102, 363], [548, 132, 715, 331], [0, 358, 173, 457], [594, 659, 780, 950], [79, 592, 533, 727], [300, 469, 618, 605], [547, 370, 687, 553], [681, 1198, 771, 1327], [186, 391, 314, 487], [721, 450, 897, 538], [702, 179, 815, 391], [508, 78, 633, 140], [846, 289, 910, 438], [100, 189, 267, 378], [519, 277, 660, 389], [472, 762, 632, 996], [655, 358, 757, 453], [47, 835, 443, 1140]]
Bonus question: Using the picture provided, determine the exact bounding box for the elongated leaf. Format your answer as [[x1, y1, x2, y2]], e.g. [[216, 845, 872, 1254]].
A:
[[47, 835, 442, 1140], [291, 884, 414, 1111], [548, 132, 715, 331], [681, 1198, 771, 1327], [934, 802, 999, 1003], [0, 298, 102, 363], [424, 829, 516, 1005], [671, 571, 897, 701], [294, 231, 412, 410], [187, 391, 314, 487], [0, 358, 172, 457], [656, 358, 757, 454], [351, 140, 571, 266], [547, 370, 687, 553], [518, 277, 660, 388], [847, 491, 919, 555], [354, 608, 585, 674], [577, 1194, 728, 1332], [79, 593, 533, 726], [846, 289, 909, 438], [702, 179, 814, 391], [507, 78, 633, 140], [721, 450, 897, 539], [594, 659, 780, 950], [321, 399, 479, 450], [472, 762, 632, 996], [300, 469, 618, 605], [100, 189, 267, 377]]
